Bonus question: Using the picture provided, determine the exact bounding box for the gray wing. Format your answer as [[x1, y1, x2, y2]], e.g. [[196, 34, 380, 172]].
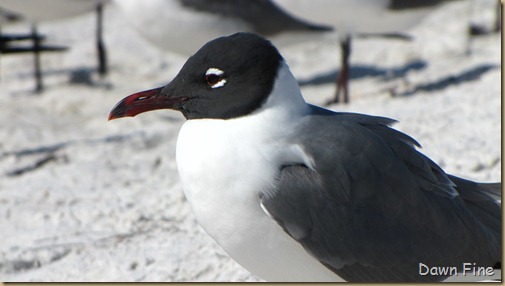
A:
[[179, 0, 333, 36], [388, 0, 446, 10], [261, 107, 501, 282]]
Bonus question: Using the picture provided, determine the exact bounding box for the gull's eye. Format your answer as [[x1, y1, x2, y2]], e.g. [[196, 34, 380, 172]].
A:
[[205, 68, 227, 88]]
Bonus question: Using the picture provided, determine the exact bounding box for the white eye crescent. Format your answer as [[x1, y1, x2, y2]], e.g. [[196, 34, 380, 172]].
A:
[[205, 68, 227, 88]]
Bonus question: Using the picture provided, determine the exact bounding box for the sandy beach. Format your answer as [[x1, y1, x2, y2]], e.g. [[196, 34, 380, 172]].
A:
[[0, 0, 501, 281]]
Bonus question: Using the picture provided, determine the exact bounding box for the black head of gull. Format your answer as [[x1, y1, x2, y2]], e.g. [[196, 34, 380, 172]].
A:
[[109, 32, 283, 120], [109, 32, 501, 282]]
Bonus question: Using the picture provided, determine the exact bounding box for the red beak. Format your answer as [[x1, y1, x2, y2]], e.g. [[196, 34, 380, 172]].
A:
[[108, 87, 187, 120]]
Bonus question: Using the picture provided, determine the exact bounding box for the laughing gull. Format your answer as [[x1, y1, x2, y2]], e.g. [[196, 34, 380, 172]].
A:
[[108, 33, 501, 282], [113, 0, 462, 105]]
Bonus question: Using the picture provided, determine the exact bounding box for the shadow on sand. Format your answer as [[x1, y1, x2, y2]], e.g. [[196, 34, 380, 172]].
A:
[[299, 61, 497, 97]]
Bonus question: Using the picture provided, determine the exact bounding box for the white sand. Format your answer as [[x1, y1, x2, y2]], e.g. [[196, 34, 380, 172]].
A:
[[0, 0, 500, 282]]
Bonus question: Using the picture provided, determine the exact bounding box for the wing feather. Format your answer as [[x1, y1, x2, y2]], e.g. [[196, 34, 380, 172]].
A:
[[260, 111, 501, 282]]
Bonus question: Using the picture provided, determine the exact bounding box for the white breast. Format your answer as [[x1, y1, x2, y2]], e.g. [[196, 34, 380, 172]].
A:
[[174, 63, 342, 281], [176, 119, 340, 282]]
